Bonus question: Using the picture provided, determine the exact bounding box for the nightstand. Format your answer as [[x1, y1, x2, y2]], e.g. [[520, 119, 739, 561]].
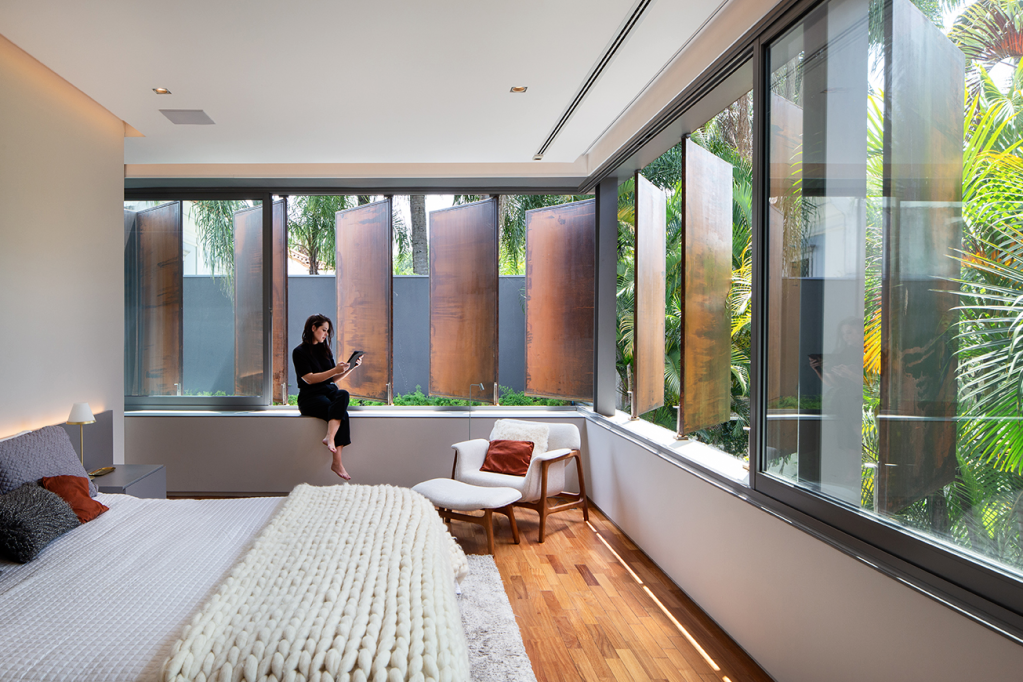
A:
[[94, 464, 166, 499]]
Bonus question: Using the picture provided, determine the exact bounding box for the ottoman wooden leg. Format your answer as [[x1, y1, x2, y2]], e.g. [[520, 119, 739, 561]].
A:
[[484, 509, 496, 554]]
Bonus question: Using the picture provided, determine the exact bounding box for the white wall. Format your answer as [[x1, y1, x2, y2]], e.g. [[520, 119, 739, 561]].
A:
[[124, 411, 584, 495], [583, 420, 1023, 682], [0, 34, 125, 462]]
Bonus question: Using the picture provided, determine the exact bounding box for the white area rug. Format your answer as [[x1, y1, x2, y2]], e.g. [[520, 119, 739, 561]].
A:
[[461, 555, 537, 682]]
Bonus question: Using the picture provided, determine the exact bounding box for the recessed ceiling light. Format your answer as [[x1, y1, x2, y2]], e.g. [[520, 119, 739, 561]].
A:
[[533, 154, 544, 161], [153, 88, 171, 95], [510, 86, 528, 93]]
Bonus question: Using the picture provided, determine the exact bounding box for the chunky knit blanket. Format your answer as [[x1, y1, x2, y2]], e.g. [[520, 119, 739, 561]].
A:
[[162, 484, 470, 682]]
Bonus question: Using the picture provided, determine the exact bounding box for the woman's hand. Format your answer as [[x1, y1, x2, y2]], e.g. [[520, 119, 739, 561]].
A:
[[334, 361, 350, 376]]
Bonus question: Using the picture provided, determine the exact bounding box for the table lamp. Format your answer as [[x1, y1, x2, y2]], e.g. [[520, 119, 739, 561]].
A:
[[67, 403, 95, 466]]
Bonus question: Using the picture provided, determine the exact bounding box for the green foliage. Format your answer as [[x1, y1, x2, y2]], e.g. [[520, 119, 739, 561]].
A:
[[189, 200, 247, 294], [286, 386, 566, 408], [454, 194, 592, 275], [288, 196, 355, 274], [615, 92, 755, 457]]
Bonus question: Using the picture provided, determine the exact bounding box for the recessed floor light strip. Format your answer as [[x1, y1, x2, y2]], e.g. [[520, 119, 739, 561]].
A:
[[534, 0, 653, 159], [588, 521, 644, 584], [588, 520, 723, 674], [642, 585, 722, 672]]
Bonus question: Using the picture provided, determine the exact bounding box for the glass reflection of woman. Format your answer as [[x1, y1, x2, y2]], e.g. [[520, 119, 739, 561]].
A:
[[809, 318, 862, 391], [292, 314, 362, 480]]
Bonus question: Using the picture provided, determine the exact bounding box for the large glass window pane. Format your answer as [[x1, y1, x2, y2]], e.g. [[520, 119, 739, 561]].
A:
[[764, 0, 1023, 579], [124, 199, 264, 399]]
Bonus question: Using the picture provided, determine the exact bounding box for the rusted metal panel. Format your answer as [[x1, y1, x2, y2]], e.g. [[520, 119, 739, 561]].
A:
[[134, 201, 182, 396], [524, 200, 595, 401], [336, 199, 392, 402], [679, 139, 733, 434], [430, 199, 498, 402], [272, 200, 288, 404], [234, 205, 264, 397], [634, 174, 667, 417], [877, 0, 964, 513]]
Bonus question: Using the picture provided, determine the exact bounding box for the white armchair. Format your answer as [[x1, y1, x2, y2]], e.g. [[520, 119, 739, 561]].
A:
[[451, 419, 589, 542]]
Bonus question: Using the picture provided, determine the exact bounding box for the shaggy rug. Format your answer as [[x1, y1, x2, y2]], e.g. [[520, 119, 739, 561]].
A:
[[461, 555, 537, 682]]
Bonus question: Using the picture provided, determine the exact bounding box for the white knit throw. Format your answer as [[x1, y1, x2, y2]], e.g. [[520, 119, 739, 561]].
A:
[[162, 484, 470, 682]]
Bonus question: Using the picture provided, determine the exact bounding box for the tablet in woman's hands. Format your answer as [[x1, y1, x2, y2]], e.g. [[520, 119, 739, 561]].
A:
[[347, 350, 365, 365]]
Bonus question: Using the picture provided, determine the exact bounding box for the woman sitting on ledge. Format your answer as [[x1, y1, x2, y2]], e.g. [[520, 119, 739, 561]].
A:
[[292, 314, 362, 480]]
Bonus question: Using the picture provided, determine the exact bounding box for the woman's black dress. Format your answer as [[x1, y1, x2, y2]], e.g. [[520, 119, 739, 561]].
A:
[[292, 343, 351, 447]]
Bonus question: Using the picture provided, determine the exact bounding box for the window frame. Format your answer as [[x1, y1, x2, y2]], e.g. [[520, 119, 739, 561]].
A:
[[746, 0, 1023, 642], [123, 189, 274, 410]]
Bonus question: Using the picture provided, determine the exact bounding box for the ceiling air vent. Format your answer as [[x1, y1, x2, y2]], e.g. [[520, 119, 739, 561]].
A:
[[160, 109, 215, 125], [533, 0, 652, 159]]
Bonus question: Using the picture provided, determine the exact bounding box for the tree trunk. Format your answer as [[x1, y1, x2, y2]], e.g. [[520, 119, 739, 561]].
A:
[[410, 195, 428, 275], [308, 242, 319, 275]]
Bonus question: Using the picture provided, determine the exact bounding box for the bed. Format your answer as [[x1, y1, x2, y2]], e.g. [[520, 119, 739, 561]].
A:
[[0, 426, 472, 682]]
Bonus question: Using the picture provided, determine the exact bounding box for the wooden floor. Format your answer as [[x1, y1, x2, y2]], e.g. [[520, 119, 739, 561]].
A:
[[445, 500, 773, 682]]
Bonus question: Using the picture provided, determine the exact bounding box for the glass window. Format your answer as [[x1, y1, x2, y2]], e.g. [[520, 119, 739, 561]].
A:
[[124, 199, 264, 400], [764, 0, 1023, 579]]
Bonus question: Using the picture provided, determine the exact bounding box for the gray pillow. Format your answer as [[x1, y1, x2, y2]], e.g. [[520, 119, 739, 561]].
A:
[[0, 482, 81, 563], [0, 426, 97, 496]]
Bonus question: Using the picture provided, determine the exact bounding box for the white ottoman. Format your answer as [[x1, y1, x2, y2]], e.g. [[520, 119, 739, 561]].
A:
[[412, 478, 522, 554]]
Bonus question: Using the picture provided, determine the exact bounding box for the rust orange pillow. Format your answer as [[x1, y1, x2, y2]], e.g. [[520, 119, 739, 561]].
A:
[[480, 440, 534, 477], [40, 475, 108, 523]]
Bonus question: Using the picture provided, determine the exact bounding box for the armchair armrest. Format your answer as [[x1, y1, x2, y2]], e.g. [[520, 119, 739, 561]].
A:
[[452, 439, 490, 479], [532, 447, 573, 463]]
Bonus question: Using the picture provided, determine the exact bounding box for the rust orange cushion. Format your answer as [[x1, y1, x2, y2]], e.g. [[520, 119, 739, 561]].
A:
[[480, 440, 534, 477], [40, 475, 108, 523]]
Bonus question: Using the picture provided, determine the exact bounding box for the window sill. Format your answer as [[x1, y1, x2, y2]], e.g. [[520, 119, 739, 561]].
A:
[[580, 408, 749, 486], [125, 405, 585, 419]]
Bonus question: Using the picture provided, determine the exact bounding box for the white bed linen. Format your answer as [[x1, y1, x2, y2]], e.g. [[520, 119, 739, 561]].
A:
[[0, 493, 284, 682]]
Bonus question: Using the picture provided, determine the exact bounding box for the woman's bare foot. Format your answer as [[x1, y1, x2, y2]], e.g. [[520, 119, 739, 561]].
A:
[[330, 450, 351, 480], [322, 435, 337, 454]]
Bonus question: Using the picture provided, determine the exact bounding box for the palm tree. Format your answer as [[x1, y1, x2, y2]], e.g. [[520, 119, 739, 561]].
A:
[[287, 195, 355, 274], [409, 195, 428, 274], [189, 200, 248, 294], [949, 0, 1023, 82]]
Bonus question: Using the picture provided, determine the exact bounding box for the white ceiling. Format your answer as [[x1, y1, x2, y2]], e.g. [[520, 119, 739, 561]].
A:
[[0, 0, 736, 172]]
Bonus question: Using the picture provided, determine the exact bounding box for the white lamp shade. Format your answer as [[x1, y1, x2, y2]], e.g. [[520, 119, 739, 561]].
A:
[[67, 403, 96, 425]]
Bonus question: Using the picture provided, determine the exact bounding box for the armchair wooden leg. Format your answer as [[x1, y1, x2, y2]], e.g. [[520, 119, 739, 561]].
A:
[[538, 460, 551, 543], [500, 505, 520, 545], [573, 452, 590, 522]]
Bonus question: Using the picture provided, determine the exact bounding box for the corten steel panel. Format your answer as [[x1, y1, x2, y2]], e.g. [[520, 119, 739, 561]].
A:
[[524, 200, 595, 401], [336, 199, 392, 402], [877, 0, 964, 514], [272, 200, 288, 404], [430, 199, 498, 402], [136, 202, 182, 396], [634, 174, 666, 416], [679, 139, 733, 434], [234, 205, 264, 396]]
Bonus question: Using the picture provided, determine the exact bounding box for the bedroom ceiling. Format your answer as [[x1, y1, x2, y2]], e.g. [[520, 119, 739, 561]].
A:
[[0, 0, 739, 171]]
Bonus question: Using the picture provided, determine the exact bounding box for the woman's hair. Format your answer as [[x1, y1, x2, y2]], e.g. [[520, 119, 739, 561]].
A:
[[302, 314, 334, 356]]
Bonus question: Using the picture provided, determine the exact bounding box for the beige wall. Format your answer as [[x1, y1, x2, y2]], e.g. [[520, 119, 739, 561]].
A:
[[0, 34, 125, 462], [123, 411, 585, 495], [583, 420, 1023, 682]]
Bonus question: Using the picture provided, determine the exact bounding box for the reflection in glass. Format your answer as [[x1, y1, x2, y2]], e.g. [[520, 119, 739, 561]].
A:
[[761, 0, 1023, 578]]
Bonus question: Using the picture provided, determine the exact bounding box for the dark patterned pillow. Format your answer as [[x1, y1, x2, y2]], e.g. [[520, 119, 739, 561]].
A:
[[0, 425, 97, 496], [0, 482, 81, 563]]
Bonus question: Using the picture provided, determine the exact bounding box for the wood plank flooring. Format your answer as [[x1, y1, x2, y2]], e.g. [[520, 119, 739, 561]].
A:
[[445, 499, 773, 682]]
